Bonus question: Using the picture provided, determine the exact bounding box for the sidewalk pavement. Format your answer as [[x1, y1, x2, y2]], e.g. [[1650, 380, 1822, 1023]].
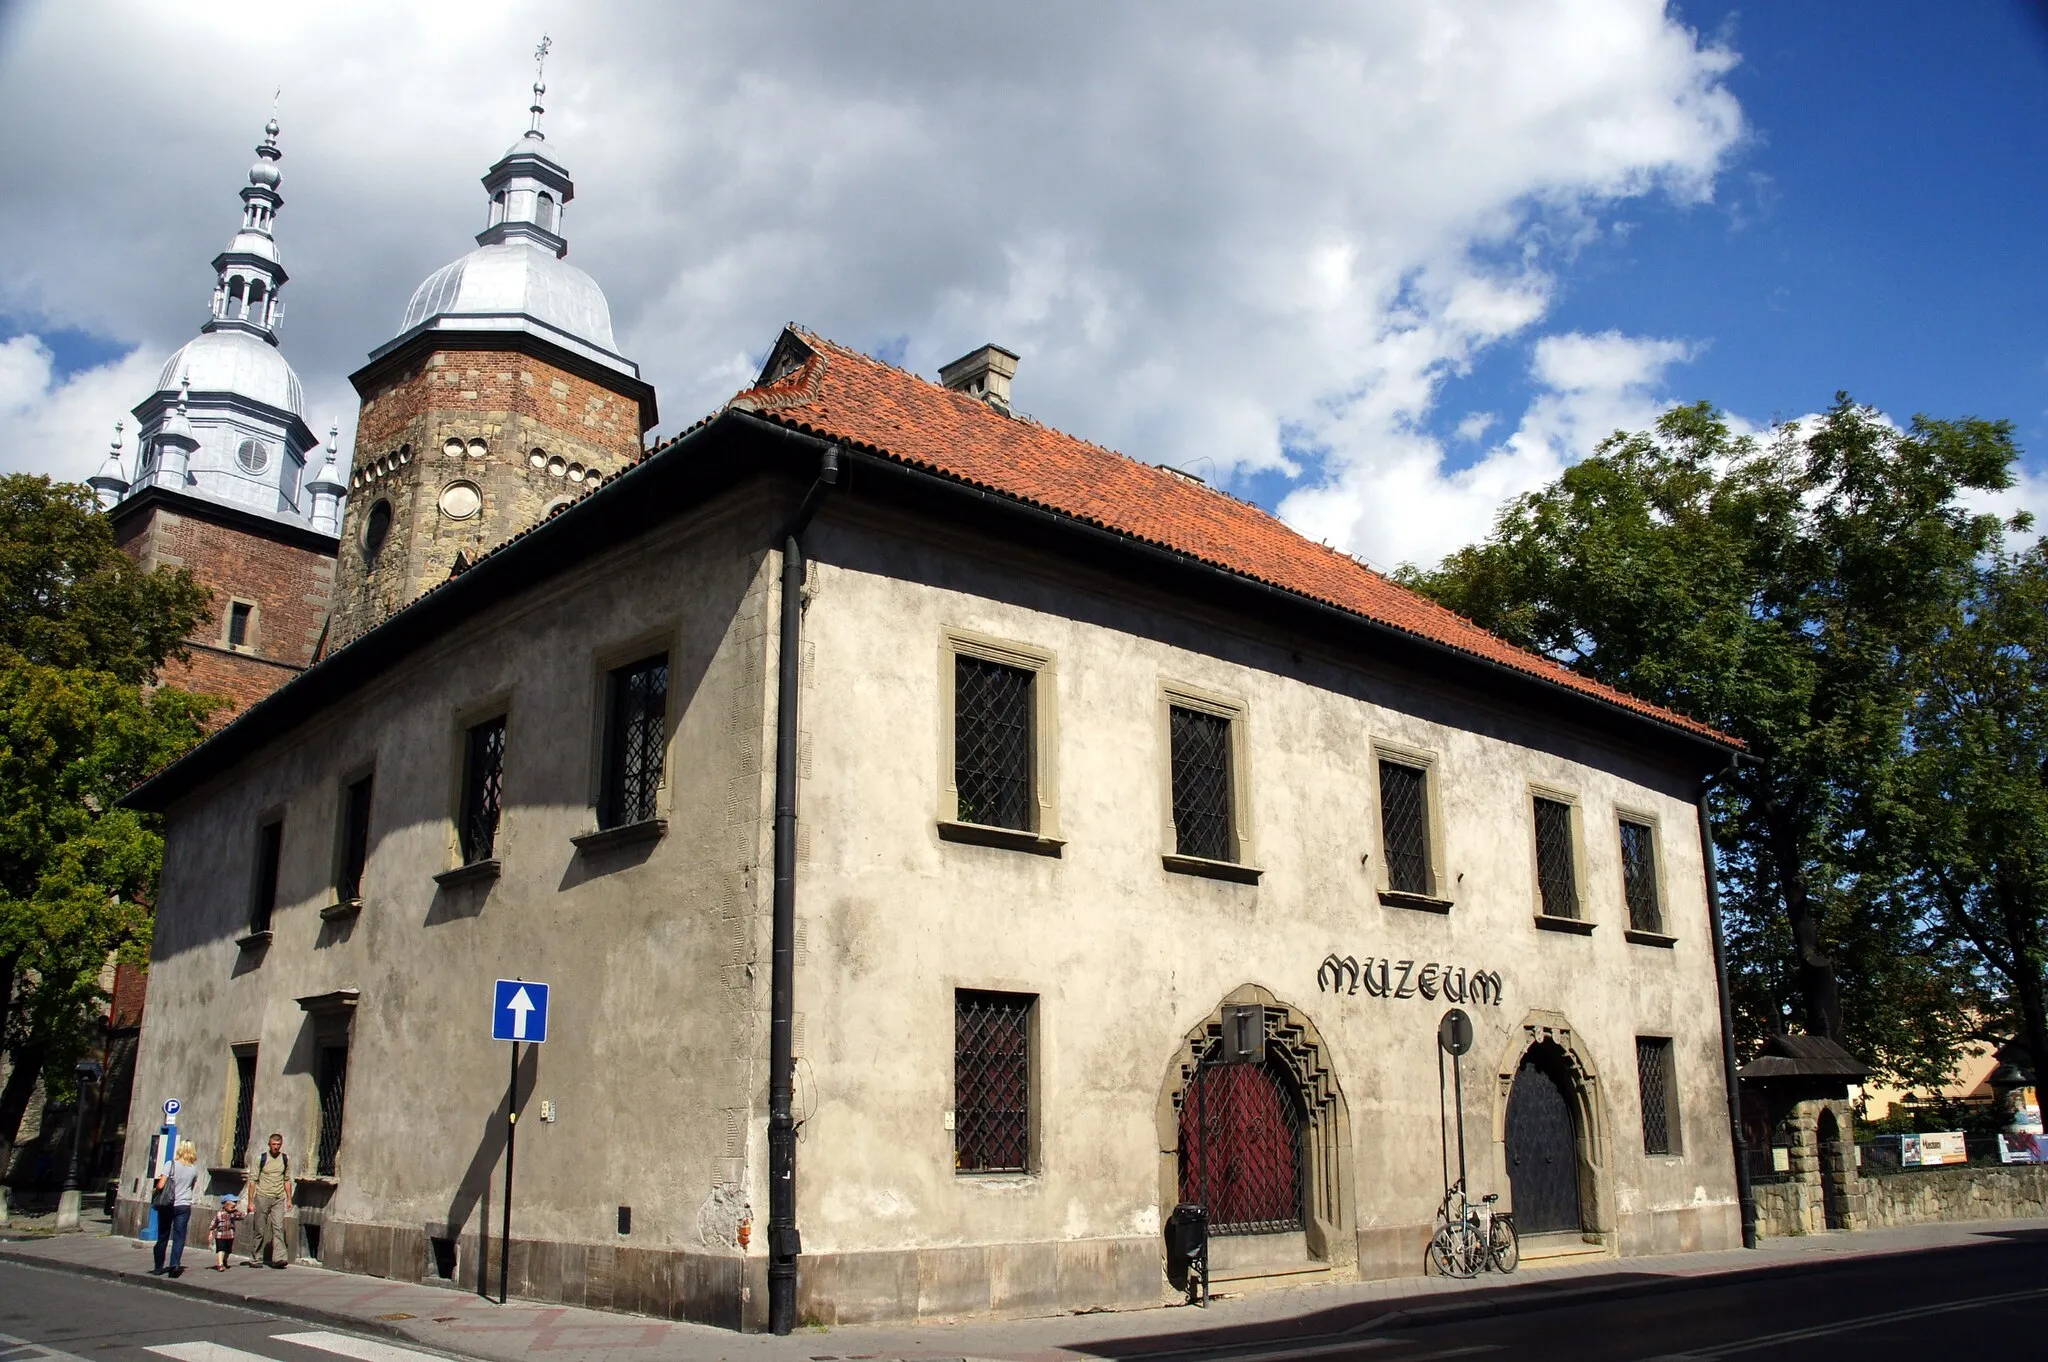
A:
[[4, 1218, 2045, 1362]]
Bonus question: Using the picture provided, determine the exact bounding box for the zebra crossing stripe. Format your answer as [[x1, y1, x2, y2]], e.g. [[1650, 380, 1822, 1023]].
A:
[[269, 1333, 452, 1362], [0, 1333, 97, 1362], [145, 1345, 279, 1362]]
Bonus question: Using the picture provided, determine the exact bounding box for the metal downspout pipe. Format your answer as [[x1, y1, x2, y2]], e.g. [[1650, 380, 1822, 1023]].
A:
[[768, 445, 839, 1335], [1699, 765, 1759, 1249]]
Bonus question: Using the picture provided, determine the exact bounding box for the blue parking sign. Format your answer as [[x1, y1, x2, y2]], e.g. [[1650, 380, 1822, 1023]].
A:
[[492, 979, 550, 1043]]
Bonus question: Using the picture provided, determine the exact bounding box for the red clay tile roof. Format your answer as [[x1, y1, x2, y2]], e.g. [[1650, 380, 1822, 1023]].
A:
[[730, 328, 1733, 747]]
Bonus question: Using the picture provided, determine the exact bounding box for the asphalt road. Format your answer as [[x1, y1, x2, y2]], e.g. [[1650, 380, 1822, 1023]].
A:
[[1077, 1225, 2048, 1362], [0, 1260, 463, 1362], [1, 1227, 2043, 1362]]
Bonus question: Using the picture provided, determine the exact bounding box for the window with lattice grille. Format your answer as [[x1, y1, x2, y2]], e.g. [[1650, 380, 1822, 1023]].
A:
[[1619, 818, 1661, 932], [1636, 1035, 1678, 1155], [954, 656, 1034, 830], [1171, 706, 1235, 861], [1378, 760, 1432, 894], [461, 716, 507, 863], [315, 1042, 349, 1177], [1533, 796, 1580, 919], [337, 772, 374, 902], [249, 819, 283, 936], [227, 1048, 257, 1168], [601, 654, 668, 829], [955, 991, 1033, 1173]]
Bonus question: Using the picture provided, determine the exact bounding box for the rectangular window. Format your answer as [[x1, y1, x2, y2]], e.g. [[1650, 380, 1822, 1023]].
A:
[[1170, 705, 1234, 862], [227, 601, 253, 649], [954, 655, 1035, 830], [314, 1042, 349, 1177], [1533, 796, 1580, 919], [1620, 818, 1662, 933], [250, 819, 283, 935], [1379, 760, 1432, 895], [337, 772, 374, 903], [1636, 1036, 1678, 1155], [600, 654, 668, 829], [460, 716, 507, 864], [227, 1048, 257, 1168], [954, 990, 1033, 1173]]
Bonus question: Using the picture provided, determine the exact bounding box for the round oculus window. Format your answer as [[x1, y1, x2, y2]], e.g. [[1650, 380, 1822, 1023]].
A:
[[438, 481, 483, 520], [443, 438, 465, 459], [236, 439, 270, 475], [467, 438, 489, 459], [363, 499, 393, 558]]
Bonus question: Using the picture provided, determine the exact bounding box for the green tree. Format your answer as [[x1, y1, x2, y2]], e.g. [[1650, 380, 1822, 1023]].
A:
[[0, 475, 217, 1174], [1904, 544, 2048, 1098], [1397, 398, 2017, 1080]]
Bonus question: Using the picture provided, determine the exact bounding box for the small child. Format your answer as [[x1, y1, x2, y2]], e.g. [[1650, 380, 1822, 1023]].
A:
[[209, 1197, 241, 1271]]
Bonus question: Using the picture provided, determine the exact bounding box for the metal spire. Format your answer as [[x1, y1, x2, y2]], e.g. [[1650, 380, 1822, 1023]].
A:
[[528, 35, 551, 138]]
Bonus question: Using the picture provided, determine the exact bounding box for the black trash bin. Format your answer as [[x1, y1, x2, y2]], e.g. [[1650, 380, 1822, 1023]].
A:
[[1164, 1202, 1209, 1301]]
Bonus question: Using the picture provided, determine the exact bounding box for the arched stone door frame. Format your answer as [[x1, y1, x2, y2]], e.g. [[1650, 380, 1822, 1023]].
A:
[[1491, 1010, 1612, 1238], [1155, 984, 1353, 1264]]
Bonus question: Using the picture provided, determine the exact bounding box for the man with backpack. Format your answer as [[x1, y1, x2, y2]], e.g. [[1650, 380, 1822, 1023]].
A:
[[241, 1133, 292, 1267]]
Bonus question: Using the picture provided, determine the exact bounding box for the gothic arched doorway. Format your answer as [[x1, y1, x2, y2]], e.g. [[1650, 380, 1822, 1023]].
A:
[[1177, 1054, 1306, 1233], [1157, 988, 1351, 1263], [1505, 1042, 1585, 1234]]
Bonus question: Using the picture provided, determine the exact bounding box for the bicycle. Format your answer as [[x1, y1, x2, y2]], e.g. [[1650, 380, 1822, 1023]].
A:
[[1427, 1180, 1519, 1278]]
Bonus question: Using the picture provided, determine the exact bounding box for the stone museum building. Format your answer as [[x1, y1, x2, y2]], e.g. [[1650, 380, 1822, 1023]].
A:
[[114, 90, 1744, 1332]]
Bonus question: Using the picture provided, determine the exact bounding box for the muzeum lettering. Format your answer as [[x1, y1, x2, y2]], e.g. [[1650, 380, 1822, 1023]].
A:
[[1318, 953, 1503, 1006]]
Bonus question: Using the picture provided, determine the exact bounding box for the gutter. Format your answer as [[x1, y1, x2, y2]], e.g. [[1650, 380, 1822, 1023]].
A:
[[767, 440, 839, 1335], [1699, 761, 1759, 1249]]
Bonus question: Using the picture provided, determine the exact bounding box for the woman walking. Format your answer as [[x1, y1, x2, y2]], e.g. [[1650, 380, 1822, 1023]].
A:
[[150, 1140, 202, 1277]]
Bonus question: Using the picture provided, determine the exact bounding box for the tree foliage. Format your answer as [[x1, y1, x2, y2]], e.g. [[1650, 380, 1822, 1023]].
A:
[[1903, 544, 2048, 1098], [0, 475, 217, 1159], [1397, 398, 2021, 1082]]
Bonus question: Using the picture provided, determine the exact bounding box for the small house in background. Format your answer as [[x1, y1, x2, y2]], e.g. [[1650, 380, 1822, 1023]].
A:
[[1739, 1033, 1869, 1235]]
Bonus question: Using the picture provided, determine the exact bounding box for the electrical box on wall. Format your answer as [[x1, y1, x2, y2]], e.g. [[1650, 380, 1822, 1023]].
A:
[[539, 1100, 556, 1123]]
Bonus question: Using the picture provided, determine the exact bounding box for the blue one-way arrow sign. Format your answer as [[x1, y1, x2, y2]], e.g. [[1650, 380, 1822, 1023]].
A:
[[492, 979, 550, 1043]]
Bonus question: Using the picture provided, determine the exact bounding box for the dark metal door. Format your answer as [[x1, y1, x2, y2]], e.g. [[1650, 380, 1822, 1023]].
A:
[[1177, 1058, 1305, 1234], [1506, 1053, 1582, 1234]]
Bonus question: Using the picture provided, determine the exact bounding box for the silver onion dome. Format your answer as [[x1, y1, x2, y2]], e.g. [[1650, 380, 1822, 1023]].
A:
[[157, 329, 306, 416]]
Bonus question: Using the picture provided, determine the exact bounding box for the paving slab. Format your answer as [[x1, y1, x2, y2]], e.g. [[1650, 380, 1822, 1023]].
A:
[[5, 1218, 2045, 1362]]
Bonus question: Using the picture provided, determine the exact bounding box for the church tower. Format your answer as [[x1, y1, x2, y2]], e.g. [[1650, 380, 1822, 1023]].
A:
[[329, 60, 657, 648], [97, 120, 344, 713]]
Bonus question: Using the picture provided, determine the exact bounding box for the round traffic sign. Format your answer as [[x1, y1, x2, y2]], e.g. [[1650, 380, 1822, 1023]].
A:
[[1437, 1009, 1473, 1057], [163, 1098, 181, 1117]]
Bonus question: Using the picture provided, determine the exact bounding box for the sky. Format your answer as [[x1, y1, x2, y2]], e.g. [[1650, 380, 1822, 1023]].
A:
[[1, 1, 2042, 571]]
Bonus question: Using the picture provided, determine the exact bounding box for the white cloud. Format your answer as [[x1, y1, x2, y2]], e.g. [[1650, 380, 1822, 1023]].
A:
[[0, 0, 1747, 561], [0, 335, 165, 484]]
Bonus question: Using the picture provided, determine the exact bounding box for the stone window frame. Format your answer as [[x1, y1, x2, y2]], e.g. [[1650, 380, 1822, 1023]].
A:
[[1157, 679, 1259, 883], [240, 811, 286, 949], [222, 597, 259, 654], [574, 626, 680, 852], [1615, 806, 1677, 947], [436, 691, 513, 887], [1369, 738, 1453, 912], [949, 982, 1043, 1179], [295, 990, 358, 1183], [935, 628, 1063, 855], [1528, 782, 1594, 934], [325, 761, 377, 919], [216, 1041, 260, 1171]]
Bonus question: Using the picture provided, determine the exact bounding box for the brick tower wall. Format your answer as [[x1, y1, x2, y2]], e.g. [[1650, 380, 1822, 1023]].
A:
[[113, 502, 336, 716], [329, 347, 647, 648]]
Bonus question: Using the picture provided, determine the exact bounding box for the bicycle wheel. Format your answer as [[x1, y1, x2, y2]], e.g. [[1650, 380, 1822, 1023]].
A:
[[1428, 1222, 1474, 1278], [1488, 1214, 1519, 1274]]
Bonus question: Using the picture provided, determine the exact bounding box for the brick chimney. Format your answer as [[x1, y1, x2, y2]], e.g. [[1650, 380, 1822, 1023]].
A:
[[938, 344, 1019, 413]]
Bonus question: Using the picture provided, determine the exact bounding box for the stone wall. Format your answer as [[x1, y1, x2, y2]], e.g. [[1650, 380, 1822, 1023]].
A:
[[1859, 1164, 2048, 1228]]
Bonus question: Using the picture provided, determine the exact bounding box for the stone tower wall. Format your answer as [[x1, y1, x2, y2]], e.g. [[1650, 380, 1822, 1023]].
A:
[[329, 347, 647, 647]]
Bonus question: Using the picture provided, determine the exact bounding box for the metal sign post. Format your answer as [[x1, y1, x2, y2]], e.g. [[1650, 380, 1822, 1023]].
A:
[[490, 980, 550, 1305], [1437, 1008, 1473, 1190]]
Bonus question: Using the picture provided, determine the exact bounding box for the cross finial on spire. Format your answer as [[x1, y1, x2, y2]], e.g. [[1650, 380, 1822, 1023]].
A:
[[529, 34, 551, 136]]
